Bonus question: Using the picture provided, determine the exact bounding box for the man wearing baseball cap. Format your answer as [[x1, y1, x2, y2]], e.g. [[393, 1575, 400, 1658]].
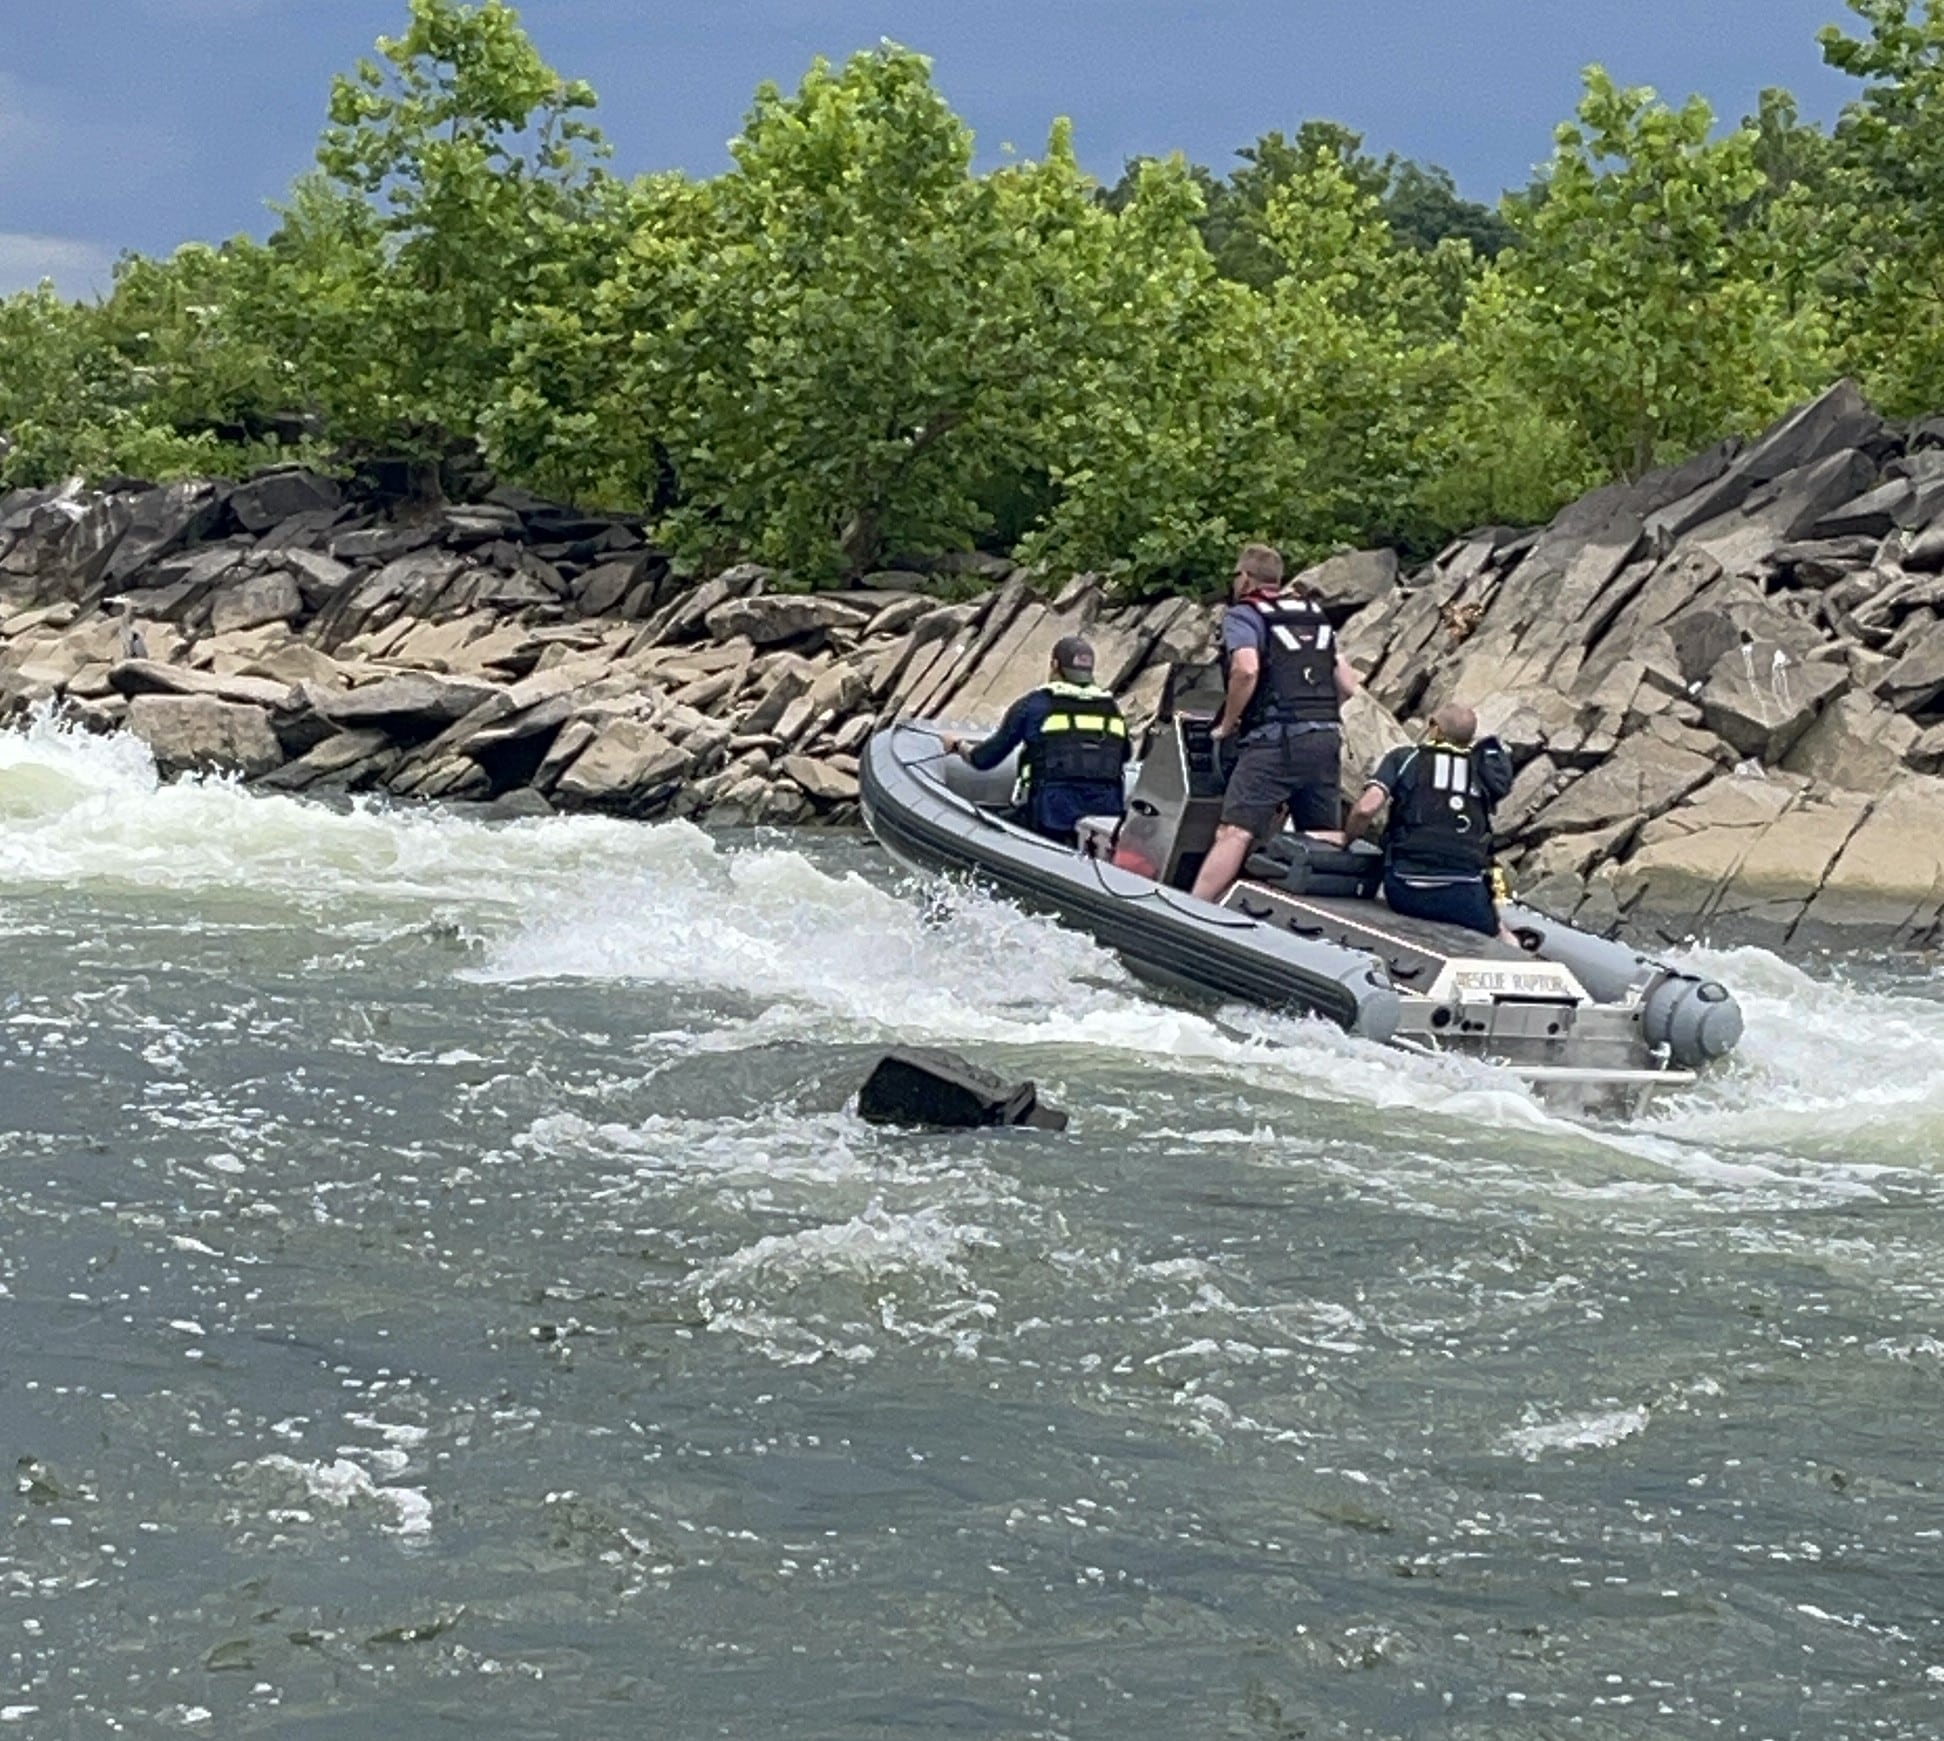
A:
[[941, 635, 1130, 843]]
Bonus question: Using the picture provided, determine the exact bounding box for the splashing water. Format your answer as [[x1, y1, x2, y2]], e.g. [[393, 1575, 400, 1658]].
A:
[[3, 715, 1943, 1739]]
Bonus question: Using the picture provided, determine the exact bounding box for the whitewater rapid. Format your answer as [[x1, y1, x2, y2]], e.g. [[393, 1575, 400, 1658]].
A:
[[4, 709, 1937, 1172], [6, 711, 1943, 1738]]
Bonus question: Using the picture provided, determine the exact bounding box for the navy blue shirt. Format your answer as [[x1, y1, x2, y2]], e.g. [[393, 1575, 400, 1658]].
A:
[[966, 688, 1126, 839]]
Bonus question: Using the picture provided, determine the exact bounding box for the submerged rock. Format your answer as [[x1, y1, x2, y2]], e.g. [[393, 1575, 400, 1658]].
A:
[[855, 1048, 1068, 1132]]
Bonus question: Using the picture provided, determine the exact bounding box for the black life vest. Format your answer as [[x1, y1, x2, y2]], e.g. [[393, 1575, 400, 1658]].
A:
[[1384, 740, 1497, 875], [1023, 682, 1130, 789], [1230, 593, 1340, 731]]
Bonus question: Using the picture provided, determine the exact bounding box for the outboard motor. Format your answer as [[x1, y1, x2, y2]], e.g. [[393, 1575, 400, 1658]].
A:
[[1641, 973, 1744, 1068]]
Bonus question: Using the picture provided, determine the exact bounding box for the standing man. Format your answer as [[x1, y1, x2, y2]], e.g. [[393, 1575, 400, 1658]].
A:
[[1340, 702, 1516, 937], [1190, 543, 1361, 903], [941, 636, 1129, 845]]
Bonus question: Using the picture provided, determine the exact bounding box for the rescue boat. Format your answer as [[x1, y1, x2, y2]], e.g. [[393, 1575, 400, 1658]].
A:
[[859, 689, 1744, 1116]]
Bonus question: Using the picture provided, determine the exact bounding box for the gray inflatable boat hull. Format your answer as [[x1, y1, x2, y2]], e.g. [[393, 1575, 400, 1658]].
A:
[[860, 722, 1743, 1111]]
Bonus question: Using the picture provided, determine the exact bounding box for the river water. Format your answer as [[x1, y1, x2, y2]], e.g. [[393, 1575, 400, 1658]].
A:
[[1, 710, 1940, 1740]]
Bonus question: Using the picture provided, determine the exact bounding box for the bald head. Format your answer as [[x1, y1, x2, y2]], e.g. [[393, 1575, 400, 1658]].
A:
[[1430, 703, 1477, 746]]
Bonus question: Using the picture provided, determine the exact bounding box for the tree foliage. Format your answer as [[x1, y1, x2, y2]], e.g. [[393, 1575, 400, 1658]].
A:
[[1424, 67, 1826, 527], [0, 0, 1936, 592], [1817, 0, 1944, 410]]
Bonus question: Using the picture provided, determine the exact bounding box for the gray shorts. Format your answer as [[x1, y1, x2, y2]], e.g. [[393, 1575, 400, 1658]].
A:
[[1220, 727, 1341, 838]]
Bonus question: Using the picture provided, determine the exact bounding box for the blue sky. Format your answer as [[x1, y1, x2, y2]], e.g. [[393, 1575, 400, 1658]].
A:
[[2, 0, 1862, 299]]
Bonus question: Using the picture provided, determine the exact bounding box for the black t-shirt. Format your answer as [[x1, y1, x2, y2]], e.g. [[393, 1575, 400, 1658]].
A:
[[1367, 744, 1483, 884]]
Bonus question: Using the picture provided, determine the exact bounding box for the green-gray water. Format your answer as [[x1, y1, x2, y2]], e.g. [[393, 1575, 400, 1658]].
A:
[[2, 714, 1941, 1739]]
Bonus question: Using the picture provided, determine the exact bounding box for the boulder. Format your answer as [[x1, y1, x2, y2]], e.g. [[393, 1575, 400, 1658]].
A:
[[1337, 689, 1411, 797], [0, 488, 87, 579], [310, 549, 469, 646], [104, 482, 230, 585], [898, 579, 1032, 721], [1769, 535, 1885, 587], [1516, 819, 1636, 885], [935, 601, 1084, 727], [779, 754, 859, 802], [1717, 786, 1879, 936], [478, 787, 556, 821], [862, 595, 935, 639], [1611, 772, 1802, 933], [1683, 447, 1880, 578], [390, 753, 491, 801], [1291, 548, 1399, 616], [741, 655, 819, 735], [1781, 690, 1922, 790], [226, 469, 342, 534], [1873, 625, 1944, 717], [703, 593, 868, 648], [1524, 734, 1719, 839], [255, 728, 400, 792], [801, 657, 872, 720], [275, 548, 354, 608], [1907, 721, 1944, 775], [1697, 648, 1847, 762], [315, 671, 504, 732], [327, 523, 440, 564], [208, 571, 304, 636], [1493, 752, 1571, 836], [552, 718, 691, 809], [1643, 379, 1883, 547], [440, 503, 524, 545], [460, 691, 575, 755], [129, 543, 251, 608], [642, 564, 767, 645], [107, 658, 295, 711], [1796, 775, 1944, 945], [51, 494, 135, 591], [125, 694, 284, 779], [573, 555, 652, 617], [855, 1047, 1068, 1132]]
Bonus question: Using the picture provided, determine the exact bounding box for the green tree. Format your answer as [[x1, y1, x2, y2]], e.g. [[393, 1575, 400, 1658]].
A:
[[590, 46, 1117, 579], [0, 258, 287, 488], [1110, 122, 1512, 290], [1449, 67, 1824, 489], [1818, 0, 1944, 409], [305, 0, 610, 455], [1018, 154, 1276, 587], [1255, 153, 1478, 553]]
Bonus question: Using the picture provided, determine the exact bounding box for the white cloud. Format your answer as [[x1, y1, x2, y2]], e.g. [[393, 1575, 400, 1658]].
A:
[[0, 233, 119, 301]]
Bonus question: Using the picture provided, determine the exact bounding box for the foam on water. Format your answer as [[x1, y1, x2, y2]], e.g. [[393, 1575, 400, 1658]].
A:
[[7, 715, 1940, 1169], [0, 708, 706, 920], [243, 1453, 432, 1537], [1641, 944, 1944, 1161]]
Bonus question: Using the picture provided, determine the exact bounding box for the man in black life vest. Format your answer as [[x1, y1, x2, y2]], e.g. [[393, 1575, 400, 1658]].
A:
[[1340, 702, 1517, 938], [1190, 543, 1361, 904], [941, 636, 1130, 844]]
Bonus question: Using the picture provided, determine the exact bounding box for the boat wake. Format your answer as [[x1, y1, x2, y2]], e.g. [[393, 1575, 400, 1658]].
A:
[[2, 713, 1935, 1175]]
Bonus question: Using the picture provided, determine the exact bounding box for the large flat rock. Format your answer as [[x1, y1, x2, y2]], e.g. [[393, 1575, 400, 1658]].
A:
[[314, 671, 505, 731], [1796, 775, 1944, 945], [552, 718, 691, 808], [1611, 772, 1802, 933], [1525, 733, 1718, 839], [126, 694, 284, 779]]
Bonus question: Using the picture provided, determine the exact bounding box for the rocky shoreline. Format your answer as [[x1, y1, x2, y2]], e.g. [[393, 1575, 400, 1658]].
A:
[[3, 377, 1942, 952]]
